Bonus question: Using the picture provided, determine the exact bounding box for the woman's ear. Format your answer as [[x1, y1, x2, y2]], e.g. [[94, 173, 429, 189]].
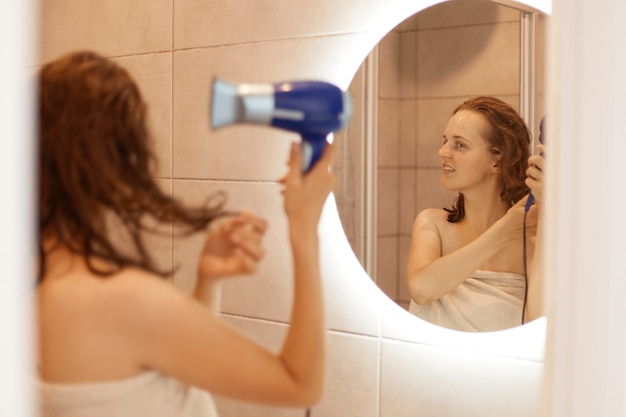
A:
[[491, 153, 502, 173]]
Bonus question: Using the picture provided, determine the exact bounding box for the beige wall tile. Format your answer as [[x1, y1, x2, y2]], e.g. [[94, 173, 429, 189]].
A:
[[174, 0, 384, 49], [171, 179, 293, 324], [399, 31, 418, 99], [417, 22, 520, 98], [378, 31, 400, 99], [377, 168, 399, 235], [116, 53, 172, 179], [398, 168, 417, 234], [378, 99, 400, 167], [399, 99, 417, 167], [397, 236, 412, 304], [172, 34, 372, 182], [377, 236, 398, 300], [39, 0, 172, 64]]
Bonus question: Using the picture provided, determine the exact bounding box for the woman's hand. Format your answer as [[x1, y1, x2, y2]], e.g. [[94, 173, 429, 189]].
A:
[[526, 144, 545, 206], [279, 142, 336, 231], [494, 196, 538, 242], [197, 211, 267, 282]]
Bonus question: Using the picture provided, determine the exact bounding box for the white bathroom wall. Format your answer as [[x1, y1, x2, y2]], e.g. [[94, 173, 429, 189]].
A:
[[0, 1, 37, 417], [34, 1, 546, 417], [542, 0, 626, 416]]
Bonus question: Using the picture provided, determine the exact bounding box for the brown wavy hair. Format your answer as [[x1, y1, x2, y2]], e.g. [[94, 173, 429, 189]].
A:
[[444, 96, 531, 222], [38, 51, 225, 282]]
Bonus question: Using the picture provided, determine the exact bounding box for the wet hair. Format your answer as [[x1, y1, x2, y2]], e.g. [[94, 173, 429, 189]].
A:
[[38, 51, 225, 282], [444, 96, 531, 222]]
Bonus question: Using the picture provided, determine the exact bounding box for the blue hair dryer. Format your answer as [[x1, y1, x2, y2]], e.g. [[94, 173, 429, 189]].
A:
[[210, 77, 351, 172]]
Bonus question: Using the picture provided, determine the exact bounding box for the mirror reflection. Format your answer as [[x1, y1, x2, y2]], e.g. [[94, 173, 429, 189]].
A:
[[333, 0, 547, 331]]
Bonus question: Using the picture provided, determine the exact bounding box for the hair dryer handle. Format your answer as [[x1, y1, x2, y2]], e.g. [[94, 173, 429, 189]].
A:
[[301, 134, 328, 173], [524, 150, 544, 212]]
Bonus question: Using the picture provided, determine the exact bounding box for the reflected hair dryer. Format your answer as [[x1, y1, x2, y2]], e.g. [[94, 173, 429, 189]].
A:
[[524, 116, 547, 212], [210, 77, 352, 172]]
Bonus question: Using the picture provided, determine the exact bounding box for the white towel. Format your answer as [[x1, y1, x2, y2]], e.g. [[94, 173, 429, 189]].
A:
[[408, 269, 525, 332], [38, 371, 218, 417]]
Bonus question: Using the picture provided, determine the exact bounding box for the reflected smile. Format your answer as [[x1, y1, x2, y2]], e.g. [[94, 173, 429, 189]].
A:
[[442, 163, 455, 173]]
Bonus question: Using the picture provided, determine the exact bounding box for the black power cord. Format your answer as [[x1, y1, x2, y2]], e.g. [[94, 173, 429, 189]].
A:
[[522, 209, 530, 325]]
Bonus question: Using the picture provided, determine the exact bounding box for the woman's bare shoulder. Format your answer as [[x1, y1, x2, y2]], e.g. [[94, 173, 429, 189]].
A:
[[413, 208, 449, 228], [39, 267, 192, 337], [37, 267, 196, 381]]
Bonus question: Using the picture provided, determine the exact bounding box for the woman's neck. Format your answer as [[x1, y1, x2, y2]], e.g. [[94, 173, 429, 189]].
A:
[[461, 191, 509, 233]]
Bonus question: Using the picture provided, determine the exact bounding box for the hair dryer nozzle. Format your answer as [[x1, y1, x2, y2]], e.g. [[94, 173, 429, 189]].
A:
[[210, 78, 275, 129]]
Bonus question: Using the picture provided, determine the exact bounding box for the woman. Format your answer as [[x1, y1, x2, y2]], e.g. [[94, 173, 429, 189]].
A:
[[36, 51, 335, 416], [405, 96, 539, 332]]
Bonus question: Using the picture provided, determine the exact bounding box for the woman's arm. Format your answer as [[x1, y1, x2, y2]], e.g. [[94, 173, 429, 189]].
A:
[[405, 207, 527, 304], [132, 142, 334, 407], [193, 212, 267, 314]]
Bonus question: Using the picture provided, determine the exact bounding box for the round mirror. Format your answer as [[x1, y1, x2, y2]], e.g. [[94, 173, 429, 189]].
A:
[[333, 0, 548, 331]]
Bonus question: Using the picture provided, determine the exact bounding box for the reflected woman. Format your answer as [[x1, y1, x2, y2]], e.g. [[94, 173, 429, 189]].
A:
[[405, 96, 539, 332]]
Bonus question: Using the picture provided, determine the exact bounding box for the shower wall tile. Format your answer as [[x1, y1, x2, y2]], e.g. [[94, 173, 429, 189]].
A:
[[399, 31, 418, 100], [38, 0, 172, 64], [377, 236, 399, 300], [417, 21, 520, 98], [173, 0, 384, 49], [397, 236, 412, 304], [116, 53, 173, 179], [377, 168, 400, 236], [398, 168, 417, 234], [399, 99, 417, 167], [378, 99, 400, 168], [172, 33, 372, 182], [171, 179, 295, 325], [378, 31, 400, 99]]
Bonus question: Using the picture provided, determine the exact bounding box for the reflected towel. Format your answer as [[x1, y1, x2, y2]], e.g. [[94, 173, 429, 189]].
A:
[[408, 269, 525, 332], [38, 371, 218, 417]]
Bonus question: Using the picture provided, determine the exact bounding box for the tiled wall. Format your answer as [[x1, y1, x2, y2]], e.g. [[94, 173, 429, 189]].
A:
[[37, 1, 545, 416]]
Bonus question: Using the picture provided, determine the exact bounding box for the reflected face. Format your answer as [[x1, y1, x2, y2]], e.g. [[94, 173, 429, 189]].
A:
[[438, 110, 500, 192]]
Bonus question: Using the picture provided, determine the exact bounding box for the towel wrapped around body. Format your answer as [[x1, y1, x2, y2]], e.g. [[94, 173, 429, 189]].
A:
[[37, 370, 218, 417], [408, 269, 525, 332]]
